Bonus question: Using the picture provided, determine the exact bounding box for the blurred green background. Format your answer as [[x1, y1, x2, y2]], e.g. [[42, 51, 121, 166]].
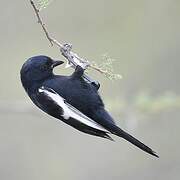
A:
[[0, 0, 180, 179]]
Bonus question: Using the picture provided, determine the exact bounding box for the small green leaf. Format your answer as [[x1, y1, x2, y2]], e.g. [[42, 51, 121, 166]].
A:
[[100, 54, 122, 80], [37, 0, 53, 10]]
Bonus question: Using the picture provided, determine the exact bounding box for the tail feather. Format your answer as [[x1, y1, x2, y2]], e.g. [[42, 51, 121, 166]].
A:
[[92, 109, 158, 157], [113, 126, 159, 158]]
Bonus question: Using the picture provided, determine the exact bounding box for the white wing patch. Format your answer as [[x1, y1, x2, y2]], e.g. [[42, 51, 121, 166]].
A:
[[38, 86, 109, 132], [39, 87, 70, 119]]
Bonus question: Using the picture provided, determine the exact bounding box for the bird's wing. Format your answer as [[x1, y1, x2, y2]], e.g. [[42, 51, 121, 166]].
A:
[[38, 86, 110, 133]]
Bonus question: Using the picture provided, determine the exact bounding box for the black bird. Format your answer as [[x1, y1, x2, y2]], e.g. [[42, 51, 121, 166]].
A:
[[20, 55, 158, 158]]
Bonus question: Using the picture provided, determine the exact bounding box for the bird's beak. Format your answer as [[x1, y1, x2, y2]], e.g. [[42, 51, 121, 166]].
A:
[[51, 60, 64, 69]]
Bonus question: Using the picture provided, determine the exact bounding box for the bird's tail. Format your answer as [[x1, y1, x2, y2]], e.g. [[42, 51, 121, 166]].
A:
[[112, 125, 159, 158]]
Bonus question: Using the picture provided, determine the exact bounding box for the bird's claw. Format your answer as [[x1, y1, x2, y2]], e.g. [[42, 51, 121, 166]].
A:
[[78, 61, 90, 70], [62, 43, 72, 52]]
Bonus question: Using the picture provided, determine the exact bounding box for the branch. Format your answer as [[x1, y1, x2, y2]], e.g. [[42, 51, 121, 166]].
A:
[[30, 0, 61, 47], [29, 0, 122, 83]]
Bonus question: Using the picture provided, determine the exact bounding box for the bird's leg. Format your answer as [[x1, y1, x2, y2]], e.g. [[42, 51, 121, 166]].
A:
[[61, 43, 100, 89], [71, 58, 90, 78], [72, 65, 85, 78], [72, 65, 100, 90]]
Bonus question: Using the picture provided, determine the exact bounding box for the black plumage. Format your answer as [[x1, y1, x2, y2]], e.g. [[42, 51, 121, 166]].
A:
[[20, 55, 159, 158]]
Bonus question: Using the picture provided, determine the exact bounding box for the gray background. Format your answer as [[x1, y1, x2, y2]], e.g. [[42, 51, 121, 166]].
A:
[[0, 0, 179, 179]]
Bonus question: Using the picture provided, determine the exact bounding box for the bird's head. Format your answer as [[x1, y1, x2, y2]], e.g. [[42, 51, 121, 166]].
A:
[[20, 55, 64, 88]]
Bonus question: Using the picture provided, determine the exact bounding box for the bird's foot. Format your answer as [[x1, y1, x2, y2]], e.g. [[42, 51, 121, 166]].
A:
[[78, 61, 90, 70]]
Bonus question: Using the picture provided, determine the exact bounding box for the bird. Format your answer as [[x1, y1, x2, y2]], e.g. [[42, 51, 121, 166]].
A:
[[20, 55, 159, 158]]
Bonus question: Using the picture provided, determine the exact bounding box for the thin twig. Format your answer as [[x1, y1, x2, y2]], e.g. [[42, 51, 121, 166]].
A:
[[30, 0, 55, 46], [29, 0, 121, 81]]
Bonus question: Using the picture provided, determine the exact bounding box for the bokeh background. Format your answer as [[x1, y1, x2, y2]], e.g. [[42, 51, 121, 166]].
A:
[[0, 0, 180, 179]]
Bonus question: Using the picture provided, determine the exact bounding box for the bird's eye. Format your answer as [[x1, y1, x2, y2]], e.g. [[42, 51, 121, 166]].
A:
[[40, 65, 48, 71], [46, 61, 52, 66], [41, 61, 53, 71]]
